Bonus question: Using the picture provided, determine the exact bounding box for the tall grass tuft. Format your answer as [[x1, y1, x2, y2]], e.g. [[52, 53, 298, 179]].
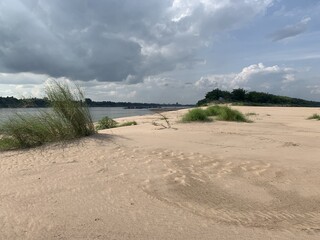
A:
[[46, 81, 95, 137], [182, 108, 210, 122], [0, 81, 95, 151]]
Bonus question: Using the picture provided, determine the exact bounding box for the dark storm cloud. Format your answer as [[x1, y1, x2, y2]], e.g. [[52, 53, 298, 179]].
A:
[[0, 0, 272, 82]]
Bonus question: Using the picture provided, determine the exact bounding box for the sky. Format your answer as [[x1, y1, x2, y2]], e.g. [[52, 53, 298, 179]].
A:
[[0, 0, 320, 104]]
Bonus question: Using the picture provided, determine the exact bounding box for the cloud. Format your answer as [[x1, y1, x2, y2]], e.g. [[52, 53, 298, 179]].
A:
[[308, 85, 320, 95], [0, 72, 48, 85], [0, 0, 273, 83], [270, 17, 311, 41], [195, 63, 297, 93]]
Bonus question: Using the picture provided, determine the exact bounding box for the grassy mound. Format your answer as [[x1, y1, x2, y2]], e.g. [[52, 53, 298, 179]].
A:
[[0, 81, 95, 151], [182, 105, 249, 123], [182, 108, 210, 122], [307, 113, 320, 120]]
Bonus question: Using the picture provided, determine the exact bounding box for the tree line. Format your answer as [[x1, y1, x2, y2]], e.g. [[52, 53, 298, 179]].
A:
[[197, 88, 320, 107], [0, 96, 190, 109]]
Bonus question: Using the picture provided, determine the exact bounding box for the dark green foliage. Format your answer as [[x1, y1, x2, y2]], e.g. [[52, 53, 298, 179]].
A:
[[0, 96, 49, 108], [204, 88, 232, 102], [307, 114, 320, 120], [182, 108, 210, 122], [96, 117, 118, 130], [197, 88, 320, 107], [231, 89, 246, 101], [0, 96, 193, 109], [0, 81, 95, 151]]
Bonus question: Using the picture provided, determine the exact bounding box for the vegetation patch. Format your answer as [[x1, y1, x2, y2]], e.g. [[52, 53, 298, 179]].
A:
[[182, 108, 211, 122], [0, 81, 95, 151], [205, 105, 224, 117], [96, 116, 137, 130], [197, 88, 320, 107], [307, 114, 320, 120], [182, 105, 250, 123], [246, 112, 258, 116], [215, 106, 249, 122], [118, 121, 137, 127]]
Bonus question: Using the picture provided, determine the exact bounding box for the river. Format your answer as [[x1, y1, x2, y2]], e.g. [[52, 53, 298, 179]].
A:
[[0, 107, 152, 123]]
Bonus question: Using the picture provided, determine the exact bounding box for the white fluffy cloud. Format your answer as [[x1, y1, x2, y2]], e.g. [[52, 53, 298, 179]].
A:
[[195, 63, 297, 93]]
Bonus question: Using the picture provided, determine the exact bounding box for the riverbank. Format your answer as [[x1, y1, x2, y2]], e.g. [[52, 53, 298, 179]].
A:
[[1, 106, 320, 239]]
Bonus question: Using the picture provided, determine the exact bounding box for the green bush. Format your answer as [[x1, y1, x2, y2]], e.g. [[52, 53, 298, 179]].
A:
[[96, 117, 118, 130], [308, 113, 320, 120], [0, 81, 95, 151], [182, 108, 210, 122]]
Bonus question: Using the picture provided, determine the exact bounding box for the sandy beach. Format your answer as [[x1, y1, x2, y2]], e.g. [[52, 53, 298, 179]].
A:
[[1, 106, 320, 239]]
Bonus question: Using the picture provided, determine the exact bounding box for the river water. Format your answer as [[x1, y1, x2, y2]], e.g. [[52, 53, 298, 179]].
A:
[[0, 107, 152, 123]]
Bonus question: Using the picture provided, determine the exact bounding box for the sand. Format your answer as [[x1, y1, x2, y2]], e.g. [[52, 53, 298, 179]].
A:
[[1, 106, 320, 239]]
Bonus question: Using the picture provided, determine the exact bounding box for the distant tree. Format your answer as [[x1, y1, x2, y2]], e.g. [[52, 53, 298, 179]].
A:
[[205, 88, 232, 101], [197, 88, 320, 107], [231, 88, 246, 101]]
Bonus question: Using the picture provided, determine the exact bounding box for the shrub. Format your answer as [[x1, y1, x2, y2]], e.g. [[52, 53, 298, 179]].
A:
[[96, 117, 118, 130], [0, 81, 95, 151], [182, 108, 210, 122], [307, 114, 320, 120]]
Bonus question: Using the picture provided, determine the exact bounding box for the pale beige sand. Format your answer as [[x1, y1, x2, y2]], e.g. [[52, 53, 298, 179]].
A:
[[1, 106, 320, 239]]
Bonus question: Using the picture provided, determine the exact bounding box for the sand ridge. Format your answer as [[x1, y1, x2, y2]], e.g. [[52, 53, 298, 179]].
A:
[[1, 106, 320, 239]]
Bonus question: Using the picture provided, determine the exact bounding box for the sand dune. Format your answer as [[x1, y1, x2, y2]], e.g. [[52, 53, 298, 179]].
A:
[[1, 106, 320, 239]]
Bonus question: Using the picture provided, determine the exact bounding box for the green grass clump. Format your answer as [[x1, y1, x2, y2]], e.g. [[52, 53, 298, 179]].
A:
[[182, 105, 250, 123], [307, 113, 320, 120], [215, 106, 249, 122], [182, 108, 210, 122], [0, 81, 95, 151], [205, 105, 224, 116], [96, 117, 118, 130], [96, 117, 137, 130], [46, 81, 95, 137]]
